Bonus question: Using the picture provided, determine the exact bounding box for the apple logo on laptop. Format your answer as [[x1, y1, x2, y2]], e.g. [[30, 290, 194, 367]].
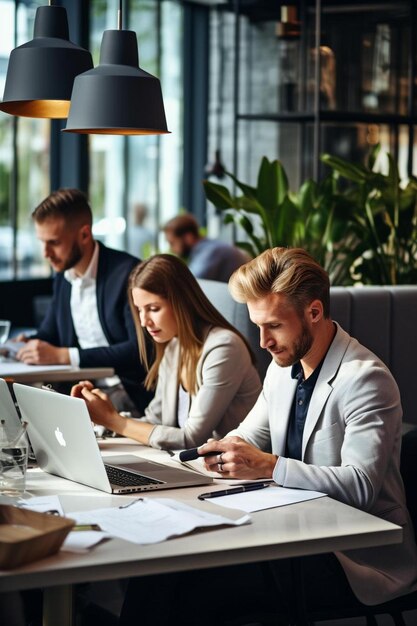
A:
[[55, 427, 66, 447]]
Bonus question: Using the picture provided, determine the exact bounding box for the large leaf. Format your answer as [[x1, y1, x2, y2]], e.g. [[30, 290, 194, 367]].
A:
[[387, 153, 400, 189], [236, 219, 265, 254], [367, 143, 381, 171], [238, 214, 254, 235], [274, 195, 300, 247], [321, 154, 370, 183], [257, 157, 288, 212], [399, 183, 417, 211], [236, 196, 265, 215], [298, 179, 318, 216], [224, 171, 258, 200], [223, 212, 265, 255], [222, 212, 235, 225], [203, 181, 234, 210], [235, 241, 257, 258]]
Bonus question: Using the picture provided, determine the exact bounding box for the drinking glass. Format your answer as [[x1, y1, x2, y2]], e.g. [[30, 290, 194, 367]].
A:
[[0, 320, 11, 345], [0, 426, 29, 496]]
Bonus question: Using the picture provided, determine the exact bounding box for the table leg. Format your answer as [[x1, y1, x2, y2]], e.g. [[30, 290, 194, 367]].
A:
[[43, 584, 73, 626]]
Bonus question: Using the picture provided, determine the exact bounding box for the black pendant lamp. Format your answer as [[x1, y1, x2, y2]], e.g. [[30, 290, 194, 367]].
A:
[[0, 3, 93, 119], [63, 0, 169, 135]]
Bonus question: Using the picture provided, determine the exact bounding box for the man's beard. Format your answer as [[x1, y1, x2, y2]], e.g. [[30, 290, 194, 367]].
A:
[[272, 320, 313, 368], [181, 241, 193, 260], [57, 242, 83, 272]]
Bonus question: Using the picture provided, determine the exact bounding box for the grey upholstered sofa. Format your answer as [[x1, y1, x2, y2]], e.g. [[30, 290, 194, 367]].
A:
[[199, 280, 417, 426]]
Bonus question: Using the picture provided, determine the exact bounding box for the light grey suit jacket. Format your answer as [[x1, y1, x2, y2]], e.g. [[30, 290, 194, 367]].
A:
[[231, 323, 417, 605], [145, 327, 261, 450]]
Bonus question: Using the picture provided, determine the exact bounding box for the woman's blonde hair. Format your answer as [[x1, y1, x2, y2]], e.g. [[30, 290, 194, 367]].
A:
[[128, 254, 255, 394], [229, 247, 330, 318]]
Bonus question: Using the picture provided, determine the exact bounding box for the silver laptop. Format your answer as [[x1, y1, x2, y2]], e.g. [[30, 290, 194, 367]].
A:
[[0, 377, 22, 440], [13, 383, 212, 494]]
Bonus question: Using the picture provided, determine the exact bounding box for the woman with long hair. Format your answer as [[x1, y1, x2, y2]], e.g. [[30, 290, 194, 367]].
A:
[[71, 254, 261, 449]]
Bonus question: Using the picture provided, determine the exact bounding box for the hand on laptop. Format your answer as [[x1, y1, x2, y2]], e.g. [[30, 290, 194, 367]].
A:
[[71, 380, 121, 431], [12, 332, 30, 342], [71, 381, 155, 445]]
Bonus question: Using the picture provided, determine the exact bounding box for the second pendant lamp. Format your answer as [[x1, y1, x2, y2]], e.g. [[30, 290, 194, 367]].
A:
[[64, 1, 169, 135]]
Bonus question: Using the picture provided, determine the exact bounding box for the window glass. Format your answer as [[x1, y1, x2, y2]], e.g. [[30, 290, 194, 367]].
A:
[[0, 0, 50, 280], [89, 0, 183, 259]]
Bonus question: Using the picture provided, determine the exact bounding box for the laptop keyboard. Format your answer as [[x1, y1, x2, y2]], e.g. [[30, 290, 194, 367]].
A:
[[105, 464, 162, 487]]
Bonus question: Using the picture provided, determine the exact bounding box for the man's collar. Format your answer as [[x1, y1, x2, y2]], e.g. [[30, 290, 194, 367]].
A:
[[291, 356, 326, 385], [291, 361, 303, 380]]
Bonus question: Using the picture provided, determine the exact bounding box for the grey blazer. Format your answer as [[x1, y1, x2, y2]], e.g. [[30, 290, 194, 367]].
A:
[[145, 327, 261, 450], [231, 323, 417, 605]]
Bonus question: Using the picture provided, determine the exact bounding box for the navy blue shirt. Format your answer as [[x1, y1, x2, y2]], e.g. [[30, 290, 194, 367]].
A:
[[286, 360, 324, 461]]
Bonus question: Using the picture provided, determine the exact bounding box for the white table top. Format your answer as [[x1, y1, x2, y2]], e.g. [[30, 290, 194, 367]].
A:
[[0, 361, 114, 383], [0, 439, 402, 593]]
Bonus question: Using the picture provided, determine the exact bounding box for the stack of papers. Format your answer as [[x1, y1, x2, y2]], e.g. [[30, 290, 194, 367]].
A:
[[17, 496, 108, 552], [68, 498, 250, 544], [18, 495, 250, 549]]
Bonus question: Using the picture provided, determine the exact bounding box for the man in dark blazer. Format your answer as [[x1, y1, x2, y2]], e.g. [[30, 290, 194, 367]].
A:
[[16, 188, 152, 414]]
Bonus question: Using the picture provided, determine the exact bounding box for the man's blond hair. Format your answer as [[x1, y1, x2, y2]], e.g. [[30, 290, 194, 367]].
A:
[[229, 247, 330, 318]]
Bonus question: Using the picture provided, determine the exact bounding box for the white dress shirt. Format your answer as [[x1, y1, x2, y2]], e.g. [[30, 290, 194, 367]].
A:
[[64, 242, 119, 385], [177, 385, 190, 428]]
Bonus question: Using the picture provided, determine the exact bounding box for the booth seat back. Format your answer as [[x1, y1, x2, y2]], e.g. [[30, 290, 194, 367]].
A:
[[198, 279, 272, 380], [199, 280, 417, 426], [330, 286, 417, 425]]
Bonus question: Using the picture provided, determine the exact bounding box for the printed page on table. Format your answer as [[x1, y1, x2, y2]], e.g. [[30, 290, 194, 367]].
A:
[[68, 497, 251, 545]]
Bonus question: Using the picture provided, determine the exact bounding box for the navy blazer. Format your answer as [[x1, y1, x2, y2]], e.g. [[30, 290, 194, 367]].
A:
[[36, 241, 153, 413]]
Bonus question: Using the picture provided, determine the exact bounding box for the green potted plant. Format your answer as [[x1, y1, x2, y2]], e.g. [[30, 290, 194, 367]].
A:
[[203, 156, 357, 285], [203, 149, 417, 285], [321, 145, 417, 285]]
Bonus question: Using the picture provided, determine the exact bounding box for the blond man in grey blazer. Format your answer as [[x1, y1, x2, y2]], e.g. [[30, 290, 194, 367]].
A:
[[200, 247, 417, 609], [119, 247, 417, 625]]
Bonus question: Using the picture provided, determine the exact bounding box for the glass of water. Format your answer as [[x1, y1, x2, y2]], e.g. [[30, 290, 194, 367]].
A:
[[0, 320, 11, 345], [0, 423, 29, 496]]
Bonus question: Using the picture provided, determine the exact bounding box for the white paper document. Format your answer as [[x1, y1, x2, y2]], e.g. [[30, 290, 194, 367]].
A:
[[205, 485, 326, 513], [18, 495, 109, 552], [18, 495, 65, 516], [68, 497, 251, 545], [62, 531, 109, 553]]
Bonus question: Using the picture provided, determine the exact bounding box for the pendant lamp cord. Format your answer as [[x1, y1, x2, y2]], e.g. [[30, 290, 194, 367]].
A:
[[215, 9, 225, 154], [118, 0, 123, 30]]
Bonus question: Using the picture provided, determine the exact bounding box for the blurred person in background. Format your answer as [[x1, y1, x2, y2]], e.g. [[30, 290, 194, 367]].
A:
[[163, 213, 249, 282], [128, 202, 154, 259]]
